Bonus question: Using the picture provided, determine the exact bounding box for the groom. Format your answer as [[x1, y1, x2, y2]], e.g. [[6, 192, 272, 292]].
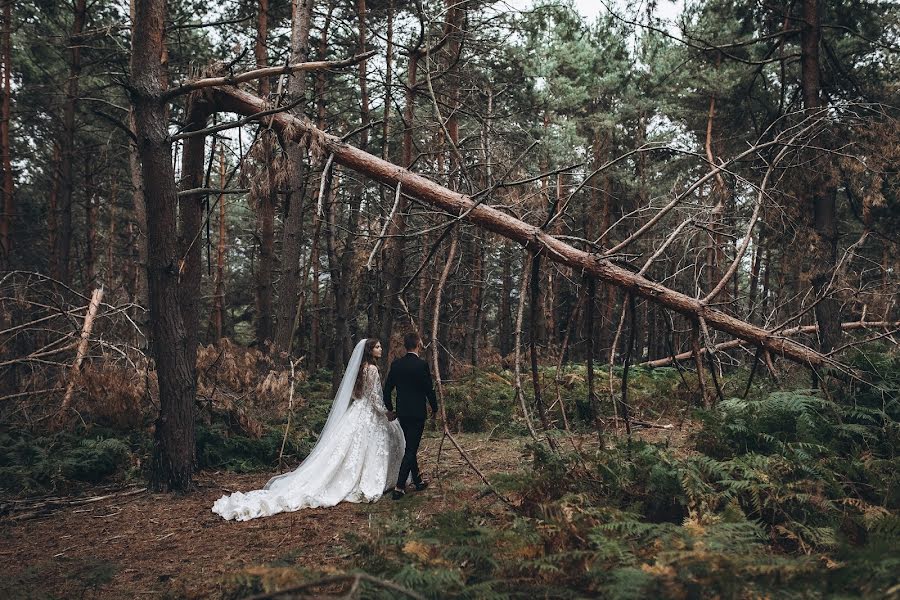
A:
[[383, 331, 438, 500]]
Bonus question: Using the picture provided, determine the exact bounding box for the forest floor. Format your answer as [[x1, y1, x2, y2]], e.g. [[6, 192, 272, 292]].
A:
[[0, 426, 686, 599]]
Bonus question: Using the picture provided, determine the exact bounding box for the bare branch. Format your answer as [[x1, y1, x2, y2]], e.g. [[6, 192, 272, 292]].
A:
[[163, 51, 376, 101]]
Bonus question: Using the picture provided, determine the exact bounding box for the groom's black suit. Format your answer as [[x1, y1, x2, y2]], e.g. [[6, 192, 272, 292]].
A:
[[383, 352, 438, 488]]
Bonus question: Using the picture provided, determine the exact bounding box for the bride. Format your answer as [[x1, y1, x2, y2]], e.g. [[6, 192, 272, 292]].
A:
[[212, 339, 405, 521]]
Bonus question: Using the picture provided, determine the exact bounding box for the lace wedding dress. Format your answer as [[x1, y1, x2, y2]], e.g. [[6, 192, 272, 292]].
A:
[[212, 340, 405, 521]]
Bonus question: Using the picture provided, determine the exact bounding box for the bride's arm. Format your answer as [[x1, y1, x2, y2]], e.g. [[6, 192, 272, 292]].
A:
[[365, 365, 387, 412]]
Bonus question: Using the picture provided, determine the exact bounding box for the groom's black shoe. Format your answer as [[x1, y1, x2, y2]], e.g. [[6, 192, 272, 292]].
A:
[[413, 481, 429, 492], [391, 488, 406, 500]]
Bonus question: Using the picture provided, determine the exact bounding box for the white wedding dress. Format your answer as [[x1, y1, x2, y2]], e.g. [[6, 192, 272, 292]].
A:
[[212, 340, 405, 521]]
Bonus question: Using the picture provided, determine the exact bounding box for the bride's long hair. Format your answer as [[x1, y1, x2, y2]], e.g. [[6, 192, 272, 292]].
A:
[[352, 338, 380, 398]]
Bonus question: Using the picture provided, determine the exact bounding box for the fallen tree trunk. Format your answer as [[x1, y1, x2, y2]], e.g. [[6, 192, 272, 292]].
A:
[[640, 321, 900, 368], [209, 86, 843, 371]]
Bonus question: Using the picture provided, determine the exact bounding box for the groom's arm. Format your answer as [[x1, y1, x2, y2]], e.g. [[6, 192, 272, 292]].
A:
[[423, 362, 438, 416], [382, 363, 396, 412]]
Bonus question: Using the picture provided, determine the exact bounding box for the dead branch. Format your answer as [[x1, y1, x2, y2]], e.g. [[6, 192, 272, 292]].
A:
[[702, 141, 788, 303], [176, 187, 249, 197], [61, 286, 104, 411], [513, 254, 539, 442], [4, 487, 147, 521], [641, 321, 900, 368], [163, 51, 376, 100]]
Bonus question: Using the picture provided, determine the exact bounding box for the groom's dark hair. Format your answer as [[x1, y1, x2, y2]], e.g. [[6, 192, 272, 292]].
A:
[[404, 331, 421, 351]]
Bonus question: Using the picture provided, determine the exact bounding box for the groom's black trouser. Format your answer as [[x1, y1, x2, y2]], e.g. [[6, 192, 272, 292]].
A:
[[397, 418, 425, 488]]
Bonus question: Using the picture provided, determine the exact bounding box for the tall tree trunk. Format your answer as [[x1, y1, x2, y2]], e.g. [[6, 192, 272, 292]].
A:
[[54, 0, 87, 285], [273, 0, 314, 355], [131, 0, 196, 492], [0, 0, 13, 266], [586, 276, 597, 421], [213, 148, 226, 341], [303, 0, 333, 370], [252, 0, 275, 347], [48, 145, 60, 276], [529, 252, 556, 446], [704, 90, 726, 296], [464, 234, 484, 366], [107, 181, 116, 284], [84, 156, 96, 288], [380, 48, 418, 364], [177, 97, 209, 366], [499, 240, 513, 356], [800, 0, 841, 354], [128, 111, 148, 314], [748, 228, 763, 321], [324, 169, 356, 392]]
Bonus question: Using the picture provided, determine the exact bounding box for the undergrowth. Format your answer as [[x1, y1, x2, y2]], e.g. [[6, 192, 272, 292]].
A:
[[4, 345, 899, 598], [324, 350, 900, 599]]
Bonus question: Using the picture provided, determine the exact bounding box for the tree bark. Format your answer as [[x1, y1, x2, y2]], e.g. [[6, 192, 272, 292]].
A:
[[252, 0, 276, 348], [208, 87, 845, 371], [800, 0, 841, 354], [464, 233, 484, 366], [499, 240, 513, 356], [529, 252, 556, 445], [177, 96, 210, 364], [54, 0, 87, 285], [128, 111, 148, 315], [84, 157, 96, 289], [213, 147, 226, 341], [379, 49, 418, 365], [131, 0, 196, 492], [273, 0, 314, 355], [585, 276, 597, 421], [0, 0, 13, 265]]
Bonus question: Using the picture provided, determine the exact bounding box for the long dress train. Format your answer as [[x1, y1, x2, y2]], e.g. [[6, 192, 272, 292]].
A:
[[212, 362, 404, 521]]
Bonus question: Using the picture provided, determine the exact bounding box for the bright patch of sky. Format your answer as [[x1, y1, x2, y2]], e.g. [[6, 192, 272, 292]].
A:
[[506, 0, 684, 28]]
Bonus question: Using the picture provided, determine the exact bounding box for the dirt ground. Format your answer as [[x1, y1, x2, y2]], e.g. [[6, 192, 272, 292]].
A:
[[1, 427, 684, 599]]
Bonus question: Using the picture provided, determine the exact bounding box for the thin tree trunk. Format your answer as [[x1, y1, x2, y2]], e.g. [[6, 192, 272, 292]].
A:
[[84, 158, 96, 289], [0, 0, 13, 265], [801, 0, 840, 355], [107, 181, 116, 281], [464, 235, 483, 367], [304, 0, 334, 370], [131, 0, 196, 492], [48, 145, 61, 276], [692, 321, 709, 407], [761, 245, 772, 320], [54, 0, 87, 285], [213, 148, 226, 341], [128, 111, 148, 314], [530, 252, 557, 448], [748, 229, 762, 321], [252, 0, 275, 347], [273, 0, 314, 355], [586, 276, 598, 423], [513, 254, 538, 441], [177, 97, 210, 364], [381, 0, 393, 164], [499, 240, 513, 356], [379, 48, 417, 365]]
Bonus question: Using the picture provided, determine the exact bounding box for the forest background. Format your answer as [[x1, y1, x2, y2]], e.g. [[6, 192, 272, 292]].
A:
[[0, 0, 899, 597]]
